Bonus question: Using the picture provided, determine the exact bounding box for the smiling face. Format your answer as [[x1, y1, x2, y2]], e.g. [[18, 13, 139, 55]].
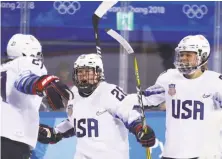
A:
[[174, 35, 211, 75], [179, 51, 198, 67], [175, 51, 199, 75]]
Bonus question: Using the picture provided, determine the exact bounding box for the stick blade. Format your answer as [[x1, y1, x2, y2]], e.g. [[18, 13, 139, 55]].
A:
[[106, 28, 134, 54], [92, 1, 117, 57], [94, 1, 118, 18]]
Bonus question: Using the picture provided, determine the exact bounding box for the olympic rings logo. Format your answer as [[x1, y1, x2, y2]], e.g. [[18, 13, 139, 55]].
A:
[[182, 5, 208, 19], [53, 1, 81, 15]]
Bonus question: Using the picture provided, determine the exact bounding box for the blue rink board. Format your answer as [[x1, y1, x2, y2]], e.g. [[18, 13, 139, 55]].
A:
[[32, 111, 166, 159]]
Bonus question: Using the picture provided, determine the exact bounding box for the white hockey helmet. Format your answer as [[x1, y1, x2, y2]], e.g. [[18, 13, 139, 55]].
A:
[[6, 34, 42, 59], [174, 34, 210, 74], [73, 53, 104, 95]]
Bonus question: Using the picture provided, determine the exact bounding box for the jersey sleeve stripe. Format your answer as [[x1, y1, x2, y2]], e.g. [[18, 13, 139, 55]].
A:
[[14, 73, 39, 94], [144, 85, 165, 97], [143, 90, 165, 97]]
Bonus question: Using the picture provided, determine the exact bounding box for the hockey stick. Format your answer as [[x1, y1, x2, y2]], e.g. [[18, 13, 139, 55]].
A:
[[106, 29, 152, 159], [92, 1, 118, 57]]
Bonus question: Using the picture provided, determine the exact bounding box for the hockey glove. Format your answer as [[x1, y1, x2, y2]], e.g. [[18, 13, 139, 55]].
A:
[[129, 119, 156, 147], [33, 75, 74, 110], [32, 75, 59, 96], [38, 124, 63, 144]]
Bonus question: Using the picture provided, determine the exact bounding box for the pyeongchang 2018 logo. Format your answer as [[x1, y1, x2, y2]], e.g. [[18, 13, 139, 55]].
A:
[[182, 4, 208, 19], [53, 1, 81, 15]]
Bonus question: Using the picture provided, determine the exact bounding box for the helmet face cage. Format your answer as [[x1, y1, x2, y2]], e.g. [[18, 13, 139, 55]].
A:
[[72, 66, 103, 95], [174, 49, 209, 75], [174, 50, 199, 75], [174, 35, 210, 75]]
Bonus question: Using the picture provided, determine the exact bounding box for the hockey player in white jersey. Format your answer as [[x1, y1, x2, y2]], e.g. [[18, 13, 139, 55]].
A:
[[1, 34, 73, 159], [37, 53, 156, 159], [143, 35, 222, 159]]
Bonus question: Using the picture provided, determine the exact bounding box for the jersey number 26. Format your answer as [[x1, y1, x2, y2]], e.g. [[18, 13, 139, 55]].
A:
[[111, 86, 127, 101]]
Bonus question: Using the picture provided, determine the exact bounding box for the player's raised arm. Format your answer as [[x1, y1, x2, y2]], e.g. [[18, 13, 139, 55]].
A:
[[14, 67, 73, 110], [6, 34, 73, 110], [38, 119, 75, 144], [143, 84, 165, 107], [142, 71, 167, 107], [1, 33, 75, 158]]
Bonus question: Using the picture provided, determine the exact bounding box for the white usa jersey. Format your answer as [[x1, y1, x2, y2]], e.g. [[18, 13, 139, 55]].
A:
[[1, 56, 47, 148], [55, 81, 142, 159], [144, 69, 222, 158]]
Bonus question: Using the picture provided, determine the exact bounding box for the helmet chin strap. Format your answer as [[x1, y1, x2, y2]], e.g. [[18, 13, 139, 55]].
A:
[[78, 89, 93, 97], [180, 60, 206, 76], [78, 82, 99, 97], [185, 68, 197, 75], [175, 54, 207, 75], [174, 61, 198, 75]]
